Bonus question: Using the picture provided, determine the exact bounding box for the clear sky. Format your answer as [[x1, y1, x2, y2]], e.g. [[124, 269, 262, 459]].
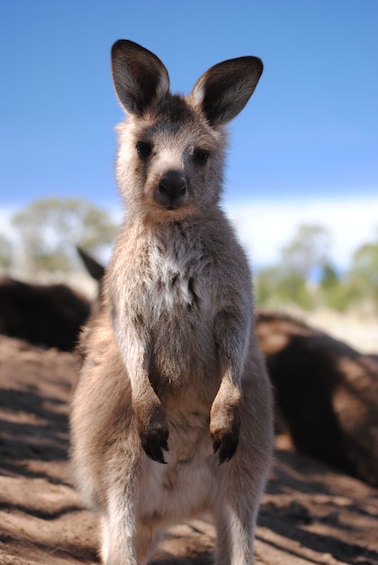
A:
[[0, 0, 377, 268]]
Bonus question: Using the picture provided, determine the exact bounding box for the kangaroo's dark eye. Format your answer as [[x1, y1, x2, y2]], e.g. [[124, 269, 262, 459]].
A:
[[193, 149, 210, 165], [136, 141, 152, 158]]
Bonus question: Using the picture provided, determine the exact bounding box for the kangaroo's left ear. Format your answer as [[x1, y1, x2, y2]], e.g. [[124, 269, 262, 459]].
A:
[[190, 56, 263, 126]]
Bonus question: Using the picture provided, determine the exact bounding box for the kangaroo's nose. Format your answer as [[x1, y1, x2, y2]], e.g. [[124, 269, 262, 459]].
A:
[[155, 171, 187, 209]]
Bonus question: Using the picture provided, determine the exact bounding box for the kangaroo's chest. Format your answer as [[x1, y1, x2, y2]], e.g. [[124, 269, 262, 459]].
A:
[[137, 244, 218, 381], [142, 244, 213, 322]]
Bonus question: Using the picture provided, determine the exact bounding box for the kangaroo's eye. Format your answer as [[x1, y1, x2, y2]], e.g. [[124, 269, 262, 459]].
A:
[[136, 141, 152, 158], [193, 149, 210, 165]]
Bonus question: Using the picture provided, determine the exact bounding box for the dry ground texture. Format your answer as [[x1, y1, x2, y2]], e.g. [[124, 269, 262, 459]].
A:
[[0, 335, 378, 565]]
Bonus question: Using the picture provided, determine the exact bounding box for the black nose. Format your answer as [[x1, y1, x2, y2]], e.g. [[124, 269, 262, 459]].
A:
[[155, 171, 186, 209]]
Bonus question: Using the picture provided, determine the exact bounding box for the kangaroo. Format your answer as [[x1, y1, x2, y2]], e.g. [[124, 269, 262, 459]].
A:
[[70, 39, 273, 565]]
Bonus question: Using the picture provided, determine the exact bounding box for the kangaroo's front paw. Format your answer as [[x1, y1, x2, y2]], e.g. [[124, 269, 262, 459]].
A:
[[140, 426, 169, 464], [133, 393, 169, 464], [211, 427, 239, 464], [210, 399, 241, 464]]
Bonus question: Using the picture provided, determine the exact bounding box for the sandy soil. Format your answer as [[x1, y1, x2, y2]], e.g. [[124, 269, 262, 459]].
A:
[[0, 335, 377, 565]]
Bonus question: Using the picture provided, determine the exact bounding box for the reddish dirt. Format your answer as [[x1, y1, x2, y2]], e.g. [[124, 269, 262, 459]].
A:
[[0, 335, 377, 564]]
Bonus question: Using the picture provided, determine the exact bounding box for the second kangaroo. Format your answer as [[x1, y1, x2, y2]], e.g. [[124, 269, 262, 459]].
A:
[[70, 39, 273, 565]]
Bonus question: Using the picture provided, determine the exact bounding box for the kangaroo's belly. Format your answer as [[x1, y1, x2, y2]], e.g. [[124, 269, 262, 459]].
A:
[[137, 422, 218, 527]]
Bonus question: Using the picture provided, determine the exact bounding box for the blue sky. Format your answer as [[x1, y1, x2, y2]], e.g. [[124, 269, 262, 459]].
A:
[[0, 1, 377, 268]]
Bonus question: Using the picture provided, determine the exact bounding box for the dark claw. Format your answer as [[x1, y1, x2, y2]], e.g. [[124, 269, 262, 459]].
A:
[[140, 428, 169, 464], [213, 438, 221, 454], [211, 430, 239, 465]]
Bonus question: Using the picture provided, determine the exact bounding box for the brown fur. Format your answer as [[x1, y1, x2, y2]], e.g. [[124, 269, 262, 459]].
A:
[[70, 40, 273, 564]]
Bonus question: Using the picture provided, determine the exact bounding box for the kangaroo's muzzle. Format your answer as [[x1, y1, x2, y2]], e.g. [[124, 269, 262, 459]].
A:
[[154, 170, 187, 210]]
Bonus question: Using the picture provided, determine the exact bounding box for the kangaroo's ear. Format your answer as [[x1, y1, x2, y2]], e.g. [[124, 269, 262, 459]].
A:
[[76, 246, 105, 282], [111, 40, 170, 115], [190, 56, 263, 126]]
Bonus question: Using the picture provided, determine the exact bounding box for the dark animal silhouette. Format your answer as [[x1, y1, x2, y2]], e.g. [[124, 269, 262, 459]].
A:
[[0, 247, 105, 352], [0, 276, 91, 351], [256, 310, 378, 486]]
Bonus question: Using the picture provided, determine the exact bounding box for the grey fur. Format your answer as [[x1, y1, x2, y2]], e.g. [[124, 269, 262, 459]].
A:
[[70, 39, 273, 564]]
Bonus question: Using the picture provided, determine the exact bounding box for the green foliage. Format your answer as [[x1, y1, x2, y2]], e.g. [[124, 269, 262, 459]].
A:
[[346, 239, 378, 307], [281, 224, 330, 279], [318, 263, 347, 311], [256, 224, 329, 311], [255, 265, 314, 311], [320, 263, 339, 291], [319, 281, 351, 312], [12, 197, 118, 273], [256, 223, 378, 313], [0, 234, 13, 270]]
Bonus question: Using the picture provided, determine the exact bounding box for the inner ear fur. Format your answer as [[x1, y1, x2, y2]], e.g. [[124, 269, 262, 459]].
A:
[[190, 56, 263, 126], [111, 39, 170, 116]]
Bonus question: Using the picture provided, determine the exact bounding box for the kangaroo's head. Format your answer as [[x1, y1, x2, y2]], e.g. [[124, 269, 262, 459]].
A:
[[111, 40, 262, 223]]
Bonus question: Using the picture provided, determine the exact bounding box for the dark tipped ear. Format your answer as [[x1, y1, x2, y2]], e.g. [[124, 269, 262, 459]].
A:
[[76, 246, 105, 282], [190, 56, 263, 126], [111, 40, 170, 115]]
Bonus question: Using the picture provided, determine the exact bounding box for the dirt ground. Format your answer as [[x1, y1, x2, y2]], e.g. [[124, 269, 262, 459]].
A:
[[0, 335, 377, 565]]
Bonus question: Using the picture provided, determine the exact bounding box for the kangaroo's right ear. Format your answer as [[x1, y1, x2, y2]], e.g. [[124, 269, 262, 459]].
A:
[[111, 40, 170, 116]]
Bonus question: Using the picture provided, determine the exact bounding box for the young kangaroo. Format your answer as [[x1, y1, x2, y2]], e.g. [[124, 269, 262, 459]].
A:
[[70, 39, 273, 564]]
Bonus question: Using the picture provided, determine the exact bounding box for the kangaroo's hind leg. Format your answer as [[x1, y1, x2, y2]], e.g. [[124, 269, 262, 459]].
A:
[[214, 368, 273, 564], [100, 470, 141, 565], [135, 522, 162, 565], [214, 490, 258, 564]]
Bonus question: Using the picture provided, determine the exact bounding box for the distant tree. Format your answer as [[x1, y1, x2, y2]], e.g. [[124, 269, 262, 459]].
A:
[[319, 263, 339, 291], [317, 230, 378, 311], [318, 263, 351, 311], [257, 225, 378, 313], [255, 265, 314, 310], [12, 198, 118, 273], [281, 224, 330, 281], [281, 224, 331, 281], [255, 266, 281, 307], [0, 234, 13, 270], [256, 225, 331, 311], [346, 234, 378, 307], [351, 241, 378, 282]]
